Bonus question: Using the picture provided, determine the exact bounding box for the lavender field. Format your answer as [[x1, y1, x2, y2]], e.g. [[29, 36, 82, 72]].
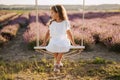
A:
[[0, 10, 120, 80], [0, 10, 120, 52], [22, 11, 120, 52]]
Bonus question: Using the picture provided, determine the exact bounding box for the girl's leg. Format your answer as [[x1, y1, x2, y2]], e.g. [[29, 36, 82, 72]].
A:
[[54, 53, 58, 65], [53, 53, 63, 72], [56, 53, 63, 65], [54, 53, 58, 60], [53, 53, 60, 72]]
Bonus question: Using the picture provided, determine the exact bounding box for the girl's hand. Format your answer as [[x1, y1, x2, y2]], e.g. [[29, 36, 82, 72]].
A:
[[72, 42, 78, 46], [41, 42, 46, 46]]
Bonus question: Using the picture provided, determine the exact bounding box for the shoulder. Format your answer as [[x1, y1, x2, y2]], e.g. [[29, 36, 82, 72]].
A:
[[46, 19, 55, 26], [64, 20, 71, 26], [48, 21, 56, 28], [50, 21, 56, 25], [64, 20, 70, 24], [64, 20, 69, 23]]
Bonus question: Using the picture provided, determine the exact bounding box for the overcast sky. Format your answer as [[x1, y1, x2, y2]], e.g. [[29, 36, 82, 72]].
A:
[[0, 0, 120, 5]]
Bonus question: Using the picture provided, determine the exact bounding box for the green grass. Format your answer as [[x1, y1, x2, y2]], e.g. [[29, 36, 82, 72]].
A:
[[0, 10, 31, 14], [92, 57, 106, 64], [105, 9, 120, 12], [0, 58, 120, 80]]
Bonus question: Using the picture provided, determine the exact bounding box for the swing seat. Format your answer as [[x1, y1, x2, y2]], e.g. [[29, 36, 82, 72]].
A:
[[34, 46, 85, 57], [34, 46, 85, 50]]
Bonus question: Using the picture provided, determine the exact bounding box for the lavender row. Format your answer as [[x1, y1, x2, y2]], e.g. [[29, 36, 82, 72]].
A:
[[23, 22, 48, 43], [23, 11, 50, 43], [9, 13, 29, 27], [69, 13, 120, 52], [0, 13, 17, 23], [29, 11, 50, 25], [0, 13, 29, 46]]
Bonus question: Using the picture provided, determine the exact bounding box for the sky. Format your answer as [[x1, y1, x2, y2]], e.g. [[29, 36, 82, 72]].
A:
[[0, 0, 120, 5]]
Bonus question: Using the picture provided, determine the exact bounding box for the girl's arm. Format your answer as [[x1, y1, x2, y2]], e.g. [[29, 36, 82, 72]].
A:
[[42, 29, 50, 46], [66, 30, 76, 46]]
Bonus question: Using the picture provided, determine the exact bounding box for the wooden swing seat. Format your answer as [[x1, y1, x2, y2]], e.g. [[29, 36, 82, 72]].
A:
[[34, 46, 85, 57], [34, 46, 85, 50]]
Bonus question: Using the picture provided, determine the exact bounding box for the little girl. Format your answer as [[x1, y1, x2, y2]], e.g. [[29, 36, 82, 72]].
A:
[[42, 5, 76, 72]]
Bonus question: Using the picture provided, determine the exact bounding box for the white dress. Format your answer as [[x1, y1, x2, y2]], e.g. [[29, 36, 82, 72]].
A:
[[46, 20, 71, 53]]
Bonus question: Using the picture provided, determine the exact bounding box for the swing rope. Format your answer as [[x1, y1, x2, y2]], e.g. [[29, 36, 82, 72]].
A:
[[35, 0, 39, 47], [81, 0, 85, 46], [34, 0, 85, 56]]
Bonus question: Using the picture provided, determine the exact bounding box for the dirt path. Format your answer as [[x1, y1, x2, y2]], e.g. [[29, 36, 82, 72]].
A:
[[72, 44, 120, 62], [0, 27, 120, 62], [0, 27, 43, 61]]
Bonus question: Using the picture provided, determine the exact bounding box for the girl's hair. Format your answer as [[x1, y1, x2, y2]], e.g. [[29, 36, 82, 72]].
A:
[[47, 5, 68, 26]]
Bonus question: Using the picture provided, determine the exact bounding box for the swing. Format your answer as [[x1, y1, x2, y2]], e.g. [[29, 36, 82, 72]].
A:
[[34, 0, 85, 57]]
